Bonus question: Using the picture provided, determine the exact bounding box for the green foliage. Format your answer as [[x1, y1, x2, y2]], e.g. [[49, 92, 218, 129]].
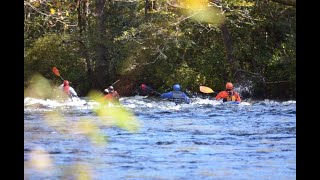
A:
[[24, 0, 296, 100], [24, 33, 88, 95], [24, 0, 78, 48]]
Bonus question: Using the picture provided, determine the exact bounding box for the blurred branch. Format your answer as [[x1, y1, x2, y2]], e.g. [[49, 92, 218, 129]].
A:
[[265, 80, 291, 84], [24, 1, 77, 27], [143, 45, 167, 65], [270, 0, 296, 7]]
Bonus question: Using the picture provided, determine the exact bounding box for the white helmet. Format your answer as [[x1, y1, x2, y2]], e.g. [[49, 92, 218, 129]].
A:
[[108, 86, 114, 92]]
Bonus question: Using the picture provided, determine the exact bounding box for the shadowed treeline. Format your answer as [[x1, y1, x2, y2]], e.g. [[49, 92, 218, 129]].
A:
[[24, 0, 295, 99]]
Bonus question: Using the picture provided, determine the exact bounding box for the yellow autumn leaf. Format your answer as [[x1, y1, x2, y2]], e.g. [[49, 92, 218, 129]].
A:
[[181, 0, 225, 25], [182, 0, 208, 9], [66, 11, 69, 16], [29, 147, 52, 171], [24, 74, 52, 99], [77, 119, 107, 146], [50, 8, 56, 15], [239, 1, 255, 7], [34, 2, 40, 8]]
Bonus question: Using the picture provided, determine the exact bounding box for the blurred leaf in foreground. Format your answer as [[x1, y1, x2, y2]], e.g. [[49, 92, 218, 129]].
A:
[[28, 146, 52, 171], [88, 90, 141, 132], [181, 0, 225, 25]]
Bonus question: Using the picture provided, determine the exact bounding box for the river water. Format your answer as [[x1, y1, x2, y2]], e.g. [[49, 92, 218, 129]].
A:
[[24, 96, 296, 180]]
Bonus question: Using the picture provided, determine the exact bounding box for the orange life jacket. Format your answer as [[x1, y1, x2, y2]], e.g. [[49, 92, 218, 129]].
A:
[[216, 90, 241, 102], [104, 91, 119, 102]]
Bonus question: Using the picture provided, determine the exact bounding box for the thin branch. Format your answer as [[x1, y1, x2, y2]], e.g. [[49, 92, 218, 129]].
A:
[[143, 46, 167, 65], [234, 69, 267, 82], [24, 1, 77, 27], [265, 80, 292, 84], [172, 11, 201, 26], [270, 0, 296, 7], [24, 1, 53, 17]]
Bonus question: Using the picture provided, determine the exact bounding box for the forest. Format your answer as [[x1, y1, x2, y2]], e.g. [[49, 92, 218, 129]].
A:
[[24, 0, 296, 100]]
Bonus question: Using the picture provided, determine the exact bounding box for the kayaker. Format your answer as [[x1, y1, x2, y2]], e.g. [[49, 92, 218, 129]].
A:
[[103, 86, 120, 102], [161, 84, 190, 104], [59, 80, 78, 98], [215, 82, 241, 102]]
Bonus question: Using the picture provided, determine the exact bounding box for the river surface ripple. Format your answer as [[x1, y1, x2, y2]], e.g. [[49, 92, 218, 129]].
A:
[[24, 97, 296, 180]]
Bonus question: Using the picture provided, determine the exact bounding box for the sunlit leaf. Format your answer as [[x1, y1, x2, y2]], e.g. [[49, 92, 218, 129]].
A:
[[50, 8, 56, 15], [237, 1, 255, 7], [77, 119, 107, 146], [87, 90, 140, 132], [190, 7, 225, 25], [182, 0, 208, 9], [87, 90, 105, 104], [181, 0, 225, 25], [64, 24, 69, 30], [44, 111, 69, 133], [95, 106, 140, 132], [34, 2, 40, 8], [29, 146, 52, 171], [24, 74, 52, 99], [61, 163, 92, 180], [74, 164, 92, 180]]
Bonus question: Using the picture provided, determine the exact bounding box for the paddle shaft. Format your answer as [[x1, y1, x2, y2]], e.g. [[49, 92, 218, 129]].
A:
[[58, 76, 64, 81], [111, 79, 120, 86], [141, 84, 161, 95]]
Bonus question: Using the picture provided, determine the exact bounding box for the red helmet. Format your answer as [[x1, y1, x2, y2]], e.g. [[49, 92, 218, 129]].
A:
[[63, 80, 69, 86], [226, 82, 233, 90]]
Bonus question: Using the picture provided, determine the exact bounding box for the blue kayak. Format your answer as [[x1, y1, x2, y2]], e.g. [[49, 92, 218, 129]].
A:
[[223, 101, 240, 105]]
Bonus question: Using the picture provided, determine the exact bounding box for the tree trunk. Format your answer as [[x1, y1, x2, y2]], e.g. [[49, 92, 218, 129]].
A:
[[94, 0, 107, 89], [61, 39, 93, 88], [77, 40, 93, 87], [75, 0, 82, 34], [145, 0, 149, 16], [145, 0, 157, 17], [220, 23, 238, 81]]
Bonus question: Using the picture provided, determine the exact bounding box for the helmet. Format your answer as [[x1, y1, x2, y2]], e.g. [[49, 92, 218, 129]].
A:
[[226, 82, 233, 90], [173, 84, 181, 91], [63, 80, 69, 86], [108, 86, 114, 92]]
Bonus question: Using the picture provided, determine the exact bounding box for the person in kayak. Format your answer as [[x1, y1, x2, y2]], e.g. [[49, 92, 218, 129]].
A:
[[103, 86, 120, 102], [59, 80, 78, 98], [161, 84, 190, 104], [215, 82, 241, 102]]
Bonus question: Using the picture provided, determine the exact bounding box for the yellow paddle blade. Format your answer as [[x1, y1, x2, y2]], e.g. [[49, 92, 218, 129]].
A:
[[199, 86, 214, 93]]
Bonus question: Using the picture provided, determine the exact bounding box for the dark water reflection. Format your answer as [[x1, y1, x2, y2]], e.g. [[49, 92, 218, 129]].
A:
[[24, 97, 296, 179]]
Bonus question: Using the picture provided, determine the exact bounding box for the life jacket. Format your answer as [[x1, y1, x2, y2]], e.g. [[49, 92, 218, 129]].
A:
[[104, 91, 119, 102], [63, 85, 70, 95], [172, 91, 185, 104], [223, 90, 236, 102]]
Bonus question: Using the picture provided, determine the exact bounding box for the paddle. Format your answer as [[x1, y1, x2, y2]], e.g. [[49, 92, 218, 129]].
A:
[[52, 67, 64, 81], [199, 86, 214, 93], [101, 79, 120, 95], [140, 84, 161, 95], [110, 79, 120, 86]]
